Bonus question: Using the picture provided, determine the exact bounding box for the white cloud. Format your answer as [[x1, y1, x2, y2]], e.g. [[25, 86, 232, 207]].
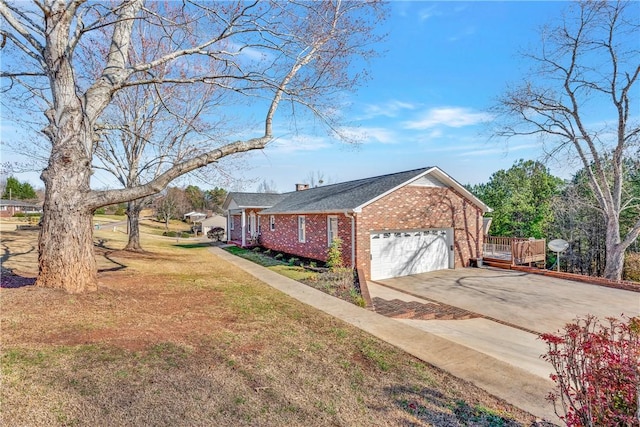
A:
[[403, 107, 493, 130], [448, 26, 477, 42], [361, 100, 417, 120], [266, 134, 331, 154], [457, 142, 539, 157], [339, 126, 397, 144], [418, 5, 440, 22]]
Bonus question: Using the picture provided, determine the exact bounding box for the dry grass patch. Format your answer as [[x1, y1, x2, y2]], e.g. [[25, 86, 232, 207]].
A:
[[2, 230, 546, 426]]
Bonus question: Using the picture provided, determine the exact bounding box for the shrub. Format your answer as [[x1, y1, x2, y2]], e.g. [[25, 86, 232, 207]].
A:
[[350, 288, 366, 307], [624, 252, 640, 282], [207, 227, 225, 241], [540, 315, 640, 427], [288, 257, 299, 266], [94, 207, 106, 215], [114, 206, 126, 216], [274, 253, 283, 260], [326, 238, 344, 271], [12, 212, 25, 218]]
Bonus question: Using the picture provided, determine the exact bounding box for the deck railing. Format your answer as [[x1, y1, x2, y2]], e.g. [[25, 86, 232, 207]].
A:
[[483, 236, 546, 266]]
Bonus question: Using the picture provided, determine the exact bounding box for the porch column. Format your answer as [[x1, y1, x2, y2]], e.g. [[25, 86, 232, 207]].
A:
[[226, 210, 231, 242], [241, 209, 246, 247]]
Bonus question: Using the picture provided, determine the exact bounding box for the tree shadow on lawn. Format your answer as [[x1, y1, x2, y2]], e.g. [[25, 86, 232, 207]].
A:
[[1, 235, 37, 288], [0, 267, 36, 289], [385, 384, 539, 427]]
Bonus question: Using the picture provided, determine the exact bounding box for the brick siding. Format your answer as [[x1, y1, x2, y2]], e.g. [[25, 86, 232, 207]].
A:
[[356, 185, 484, 280], [259, 213, 353, 267]]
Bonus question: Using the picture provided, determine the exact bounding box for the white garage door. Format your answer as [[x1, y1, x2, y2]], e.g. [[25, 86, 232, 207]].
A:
[[370, 229, 452, 280]]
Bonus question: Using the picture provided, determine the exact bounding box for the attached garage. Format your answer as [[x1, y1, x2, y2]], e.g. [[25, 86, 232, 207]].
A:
[[370, 228, 453, 280]]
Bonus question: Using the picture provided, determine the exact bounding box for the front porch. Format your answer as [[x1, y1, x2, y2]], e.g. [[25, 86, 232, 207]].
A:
[[483, 236, 546, 268]]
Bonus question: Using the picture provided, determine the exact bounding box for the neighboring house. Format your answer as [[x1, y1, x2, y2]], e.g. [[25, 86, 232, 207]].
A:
[[194, 215, 227, 237], [0, 199, 41, 218], [183, 211, 206, 222], [222, 167, 491, 281]]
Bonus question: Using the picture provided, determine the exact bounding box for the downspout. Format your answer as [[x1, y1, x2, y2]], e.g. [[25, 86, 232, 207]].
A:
[[344, 211, 355, 268]]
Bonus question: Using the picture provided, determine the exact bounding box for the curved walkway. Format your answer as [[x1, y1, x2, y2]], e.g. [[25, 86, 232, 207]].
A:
[[211, 247, 558, 423]]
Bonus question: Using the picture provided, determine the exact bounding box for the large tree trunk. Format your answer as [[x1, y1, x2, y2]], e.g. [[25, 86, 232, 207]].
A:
[[36, 139, 97, 293], [124, 200, 144, 252], [604, 217, 624, 281]]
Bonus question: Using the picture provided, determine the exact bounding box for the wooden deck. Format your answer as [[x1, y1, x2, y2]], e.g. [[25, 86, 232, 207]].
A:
[[483, 236, 546, 267]]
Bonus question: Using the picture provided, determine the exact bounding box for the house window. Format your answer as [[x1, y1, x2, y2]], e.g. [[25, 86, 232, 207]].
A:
[[230, 216, 234, 230], [327, 216, 338, 246], [298, 216, 306, 243], [270, 215, 275, 231], [257, 216, 261, 234]]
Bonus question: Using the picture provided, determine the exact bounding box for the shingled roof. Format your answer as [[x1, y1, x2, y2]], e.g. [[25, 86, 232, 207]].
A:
[[223, 192, 289, 210], [261, 167, 433, 214], [225, 167, 491, 215]]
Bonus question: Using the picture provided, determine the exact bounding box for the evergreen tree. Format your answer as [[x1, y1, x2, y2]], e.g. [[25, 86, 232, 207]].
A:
[[469, 160, 562, 238], [2, 177, 37, 200]]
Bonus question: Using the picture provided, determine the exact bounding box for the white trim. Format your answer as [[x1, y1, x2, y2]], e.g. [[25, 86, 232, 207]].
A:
[[241, 210, 246, 247], [327, 215, 338, 247], [298, 215, 306, 243]]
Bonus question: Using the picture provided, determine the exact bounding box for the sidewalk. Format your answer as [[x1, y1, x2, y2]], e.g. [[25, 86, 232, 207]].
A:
[[211, 247, 558, 423]]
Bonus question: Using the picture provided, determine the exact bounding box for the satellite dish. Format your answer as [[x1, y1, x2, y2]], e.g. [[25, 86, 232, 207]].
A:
[[548, 239, 569, 272], [548, 239, 569, 252]]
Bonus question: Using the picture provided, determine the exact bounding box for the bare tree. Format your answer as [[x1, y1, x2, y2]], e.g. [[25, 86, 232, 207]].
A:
[[93, 55, 224, 252], [256, 179, 279, 194], [0, 0, 385, 292], [494, 0, 640, 280], [304, 170, 335, 188], [154, 187, 191, 233]]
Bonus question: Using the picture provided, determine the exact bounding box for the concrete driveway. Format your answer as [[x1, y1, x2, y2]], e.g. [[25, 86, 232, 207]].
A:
[[373, 267, 639, 333], [367, 267, 639, 380]]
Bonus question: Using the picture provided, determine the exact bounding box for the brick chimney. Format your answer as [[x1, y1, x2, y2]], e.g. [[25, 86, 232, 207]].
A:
[[295, 183, 310, 191]]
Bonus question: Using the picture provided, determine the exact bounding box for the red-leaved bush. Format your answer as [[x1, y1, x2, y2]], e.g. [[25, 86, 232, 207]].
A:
[[540, 315, 640, 427]]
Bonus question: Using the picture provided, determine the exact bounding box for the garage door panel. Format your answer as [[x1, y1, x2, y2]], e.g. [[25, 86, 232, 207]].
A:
[[370, 229, 451, 280]]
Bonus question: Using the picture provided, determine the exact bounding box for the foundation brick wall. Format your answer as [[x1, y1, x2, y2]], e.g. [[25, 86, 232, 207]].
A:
[[259, 213, 353, 266], [355, 185, 484, 280]]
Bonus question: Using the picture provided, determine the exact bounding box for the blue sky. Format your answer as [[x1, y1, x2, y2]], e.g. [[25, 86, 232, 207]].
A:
[[235, 0, 580, 192], [0, 1, 607, 192]]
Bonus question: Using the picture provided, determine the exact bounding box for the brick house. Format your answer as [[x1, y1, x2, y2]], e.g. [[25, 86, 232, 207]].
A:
[[223, 167, 491, 280], [0, 199, 41, 218]]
